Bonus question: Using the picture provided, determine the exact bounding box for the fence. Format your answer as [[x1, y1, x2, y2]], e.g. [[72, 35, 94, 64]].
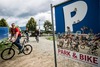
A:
[[0, 27, 9, 40]]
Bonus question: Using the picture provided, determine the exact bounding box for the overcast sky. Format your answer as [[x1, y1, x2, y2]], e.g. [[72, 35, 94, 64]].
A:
[[0, 0, 66, 29]]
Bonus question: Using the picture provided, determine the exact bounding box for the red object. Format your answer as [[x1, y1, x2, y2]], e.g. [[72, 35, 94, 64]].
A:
[[11, 27, 21, 36]]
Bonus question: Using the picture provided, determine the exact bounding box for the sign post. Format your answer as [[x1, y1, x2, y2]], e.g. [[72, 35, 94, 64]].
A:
[[50, 4, 58, 67]]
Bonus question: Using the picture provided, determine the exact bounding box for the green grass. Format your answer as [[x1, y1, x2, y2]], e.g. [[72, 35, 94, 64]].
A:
[[46, 36, 57, 41], [0, 44, 11, 53], [46, 36, 53, 40], [0, 38, 11, 52]]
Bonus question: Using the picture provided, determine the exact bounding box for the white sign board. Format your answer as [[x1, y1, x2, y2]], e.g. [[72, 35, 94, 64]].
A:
[[58, 48, 100, 67]]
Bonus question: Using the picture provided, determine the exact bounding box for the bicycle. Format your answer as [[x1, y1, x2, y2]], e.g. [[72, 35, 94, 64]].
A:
[[1, 38, 33, 60], [80, 41, 85, 49], [70, 41, 79, 52], [70, 45, 79, 52], [87, 45, 98, 56], [87, 49, 98, 56], [23, 37, 29, 44]]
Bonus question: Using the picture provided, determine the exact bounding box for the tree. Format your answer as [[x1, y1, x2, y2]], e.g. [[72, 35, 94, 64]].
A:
[[0, 18, 9, 27], [26, 17, 37, 31], [43, 20, 52, 34]]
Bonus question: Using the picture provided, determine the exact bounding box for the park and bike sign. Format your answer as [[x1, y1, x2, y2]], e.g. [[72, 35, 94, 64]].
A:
[[54, 0, 99, 34], [58, 48, 100, 67]]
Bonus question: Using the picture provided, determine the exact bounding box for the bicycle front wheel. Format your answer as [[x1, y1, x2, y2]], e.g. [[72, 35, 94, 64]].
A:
[[1, 48, 15, 60], [23, 44, 32, 55]]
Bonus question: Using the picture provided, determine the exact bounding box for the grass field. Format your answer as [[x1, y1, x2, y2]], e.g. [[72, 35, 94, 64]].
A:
[[0, 38, 11, 52], [46, 36, 57, 41]]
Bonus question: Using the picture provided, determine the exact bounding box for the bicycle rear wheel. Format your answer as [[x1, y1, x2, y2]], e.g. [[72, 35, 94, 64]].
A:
[[1, 48, 15, 60], [23, 44, 32, 55]]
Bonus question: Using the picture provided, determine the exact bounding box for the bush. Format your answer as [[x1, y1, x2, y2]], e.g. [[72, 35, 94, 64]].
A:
[[0, 38, 11, 52]]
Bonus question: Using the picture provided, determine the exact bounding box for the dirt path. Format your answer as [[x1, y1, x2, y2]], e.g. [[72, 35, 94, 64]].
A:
[[0, 37, 55, 67], [0, 36, 98, 67]]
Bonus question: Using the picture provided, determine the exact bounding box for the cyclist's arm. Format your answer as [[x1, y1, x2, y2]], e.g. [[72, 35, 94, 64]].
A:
[[10, 34, 13, 40], [13, 32, 18, 42]]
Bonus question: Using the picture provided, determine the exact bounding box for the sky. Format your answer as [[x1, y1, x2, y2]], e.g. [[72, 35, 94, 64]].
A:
[[0, 0, 66, 30]]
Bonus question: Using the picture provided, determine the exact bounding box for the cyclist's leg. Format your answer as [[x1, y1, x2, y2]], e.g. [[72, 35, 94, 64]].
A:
[[27, 35, 29, 42], [35, 36, 36, 40], [26, 35, 28, 42], [35, 36, 37, 41], [18, 36, 21, 44], [13, 36, 22, 50], [26, 34, 29, 42], [37, 36, 39, 42], [35, 36, 39, 42]]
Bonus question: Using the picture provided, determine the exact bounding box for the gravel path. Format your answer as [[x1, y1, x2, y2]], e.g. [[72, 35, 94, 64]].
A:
[[0, 37, 55, 67], [0, 36, 98, 67]]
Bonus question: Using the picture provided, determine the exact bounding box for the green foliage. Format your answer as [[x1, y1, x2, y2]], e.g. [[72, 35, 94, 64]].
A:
[[0, 38, 11, 51], [26, 17, 37, 31], [46, 36, 53, 40], [46, 36, 57, 41], [43, 20, 52, 34], [0, 18, 9, 27]]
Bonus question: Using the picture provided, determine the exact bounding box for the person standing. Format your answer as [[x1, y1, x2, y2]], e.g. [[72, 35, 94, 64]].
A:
[[34, 29, 39, 42], [24, 27, 29, 42], [10, 23, 23, 54]]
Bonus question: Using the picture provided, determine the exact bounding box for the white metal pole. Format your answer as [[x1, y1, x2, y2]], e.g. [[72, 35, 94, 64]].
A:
[[50, 4, 58, 67], [39, 19, 40, 31], [39, 19, 41, 36]]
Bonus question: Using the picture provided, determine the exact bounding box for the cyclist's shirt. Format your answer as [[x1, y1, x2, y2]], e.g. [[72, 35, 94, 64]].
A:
[[11, 27, 21, 37]]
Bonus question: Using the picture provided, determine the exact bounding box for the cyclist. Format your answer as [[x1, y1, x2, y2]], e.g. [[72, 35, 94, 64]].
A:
[[10, 23, 23, 54], [34, 29, 39, 42], [24, 27, 29, 42]]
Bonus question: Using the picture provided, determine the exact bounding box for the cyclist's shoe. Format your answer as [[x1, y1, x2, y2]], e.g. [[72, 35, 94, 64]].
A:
[[18, 51, 22, 54]]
